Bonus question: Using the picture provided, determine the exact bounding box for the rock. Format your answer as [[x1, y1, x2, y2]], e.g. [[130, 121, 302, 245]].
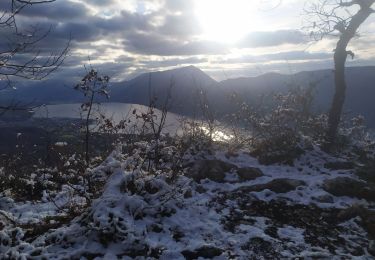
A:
[[221, 197, 370, 257], [324, 161, 355, 170], [323, 177, 375, 201], [369, 240, 375, 256], [237, 167, 264, 181], [338, 205, 375, 239], [171, 228, 184, 242], [312, 194, 334, 204], [241, 237, 281, 258], [187, 160, 237, 183], [195, 185, 207, 194], [183, 189, 192, 198], [236, 178, 306, 194], [365, 217, 375, 239], [252, 146, 304, 166], [337, 204, 366, 221], [149, 224, 163, 233], [0, 211, 15, 230], [356, 163, 375, 184], [181, 246, 222, 259], [144, 181, 160, 194]]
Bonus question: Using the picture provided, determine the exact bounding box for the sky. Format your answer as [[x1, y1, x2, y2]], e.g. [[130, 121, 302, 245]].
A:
[[2, 0, 375, 82]]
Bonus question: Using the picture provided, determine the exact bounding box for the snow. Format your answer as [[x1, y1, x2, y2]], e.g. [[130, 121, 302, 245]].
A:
[[54, 142, 68, 147], [0, 141, 374, 259], [277, 226, 305, 243]]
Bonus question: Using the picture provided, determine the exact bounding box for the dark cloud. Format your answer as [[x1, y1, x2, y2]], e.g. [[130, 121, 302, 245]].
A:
[[1, 1, 310, 59], [123, 32, 228, 56], [0, 0, 88, 21], [55, 22, 98, 42]]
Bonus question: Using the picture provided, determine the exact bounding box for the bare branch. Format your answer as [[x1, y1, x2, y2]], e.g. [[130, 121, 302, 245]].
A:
[[304, 0, 375, 148], [0, 0, 69, 114]]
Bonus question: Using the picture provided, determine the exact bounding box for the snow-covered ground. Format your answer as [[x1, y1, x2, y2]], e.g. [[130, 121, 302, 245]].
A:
[[1, 141, 374, 259]]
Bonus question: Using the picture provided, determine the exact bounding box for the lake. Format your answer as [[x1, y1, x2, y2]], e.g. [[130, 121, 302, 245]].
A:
[[33, 103, 234, 141], [33, 103, 183, 135]]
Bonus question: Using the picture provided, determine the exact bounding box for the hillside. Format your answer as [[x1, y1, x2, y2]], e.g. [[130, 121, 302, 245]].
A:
[[215, 66, 375, 126], [2, 65, 375, 126], [109, 65, 217, 115]]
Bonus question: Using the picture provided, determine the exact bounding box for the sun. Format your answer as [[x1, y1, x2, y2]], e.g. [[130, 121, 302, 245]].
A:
[[194, 0, 257, 44]]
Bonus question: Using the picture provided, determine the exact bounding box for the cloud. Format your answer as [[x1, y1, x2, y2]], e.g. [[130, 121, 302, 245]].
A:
[[88, 0, 117, 7], [0, 0, 88, 21], [215, 51, 331, 65], [139, 56, 207, 67], [0, 0, 373, 83], [2, 1, 309, 56], [238, 30, 307, 48], [158, 13, 202, 38], [164, 0, 195, 12], [123, 32, 228, 56]]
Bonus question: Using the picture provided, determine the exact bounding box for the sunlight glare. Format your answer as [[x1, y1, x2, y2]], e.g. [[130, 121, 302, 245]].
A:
[[195, 0, 257, 43]]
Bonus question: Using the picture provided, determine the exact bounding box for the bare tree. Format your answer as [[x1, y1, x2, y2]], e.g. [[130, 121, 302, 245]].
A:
[[0, 0, 69, 110], [305, 0, 375, 150], [74, 69, 110, 166]]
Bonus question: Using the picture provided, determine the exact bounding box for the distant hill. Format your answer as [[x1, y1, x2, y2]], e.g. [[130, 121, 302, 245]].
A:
[[0, 65, 217, 115], [1, 65, 375, 126], [109, 65, 217, 114], [216, 66, 375, 126]]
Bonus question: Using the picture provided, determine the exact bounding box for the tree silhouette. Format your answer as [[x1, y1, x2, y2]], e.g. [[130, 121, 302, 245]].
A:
[[0, 0, 69, 111], [74, 69, 110, 166], [305, 0, 375, 150]]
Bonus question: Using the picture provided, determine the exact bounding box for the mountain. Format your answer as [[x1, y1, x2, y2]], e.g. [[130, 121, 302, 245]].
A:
[[0, 66, 217, 115], [109, 65, 217, 114], [1, 65, 375, 126], [215, 66, 375, 126]]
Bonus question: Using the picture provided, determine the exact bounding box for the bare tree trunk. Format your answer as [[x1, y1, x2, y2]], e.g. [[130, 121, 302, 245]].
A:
[[85, 92, 95, 166], [326, 48, 347, 147], [325, 5, 373, 150]]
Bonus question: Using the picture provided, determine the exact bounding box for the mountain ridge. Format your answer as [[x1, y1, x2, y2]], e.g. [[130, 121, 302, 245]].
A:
[[1, 65, 375, 126]]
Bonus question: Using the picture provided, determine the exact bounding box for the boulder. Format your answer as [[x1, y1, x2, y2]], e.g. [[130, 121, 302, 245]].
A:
[[236, 178, 306, 194], [342, 206, 375, 257], [312, 194, 334, 204], [356, 162, 375, 184], [181, 246, 222, 259], [324, 161, 355, 170], [369, 240, 375, 256], [323, 177, 375, 202], [237, 167, 264, 181], [338, 204, 375, 240], [187, 160, 237, 183]]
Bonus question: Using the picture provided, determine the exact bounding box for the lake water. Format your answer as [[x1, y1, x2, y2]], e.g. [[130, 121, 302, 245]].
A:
[[33, 103, 182, 134], [33, 103, 234, 141]]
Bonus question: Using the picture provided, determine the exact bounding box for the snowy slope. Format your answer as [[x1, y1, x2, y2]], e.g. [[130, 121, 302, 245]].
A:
[[1, 142, 374, 259]]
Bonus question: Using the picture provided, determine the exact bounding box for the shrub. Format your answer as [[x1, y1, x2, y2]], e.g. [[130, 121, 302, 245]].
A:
[[229, 83, 374, 165]]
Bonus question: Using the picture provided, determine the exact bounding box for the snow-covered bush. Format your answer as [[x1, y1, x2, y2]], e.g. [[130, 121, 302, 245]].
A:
[[229, 85, 374, 165], [178, 118, 214, 153], [228, 86, 317, 164]]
